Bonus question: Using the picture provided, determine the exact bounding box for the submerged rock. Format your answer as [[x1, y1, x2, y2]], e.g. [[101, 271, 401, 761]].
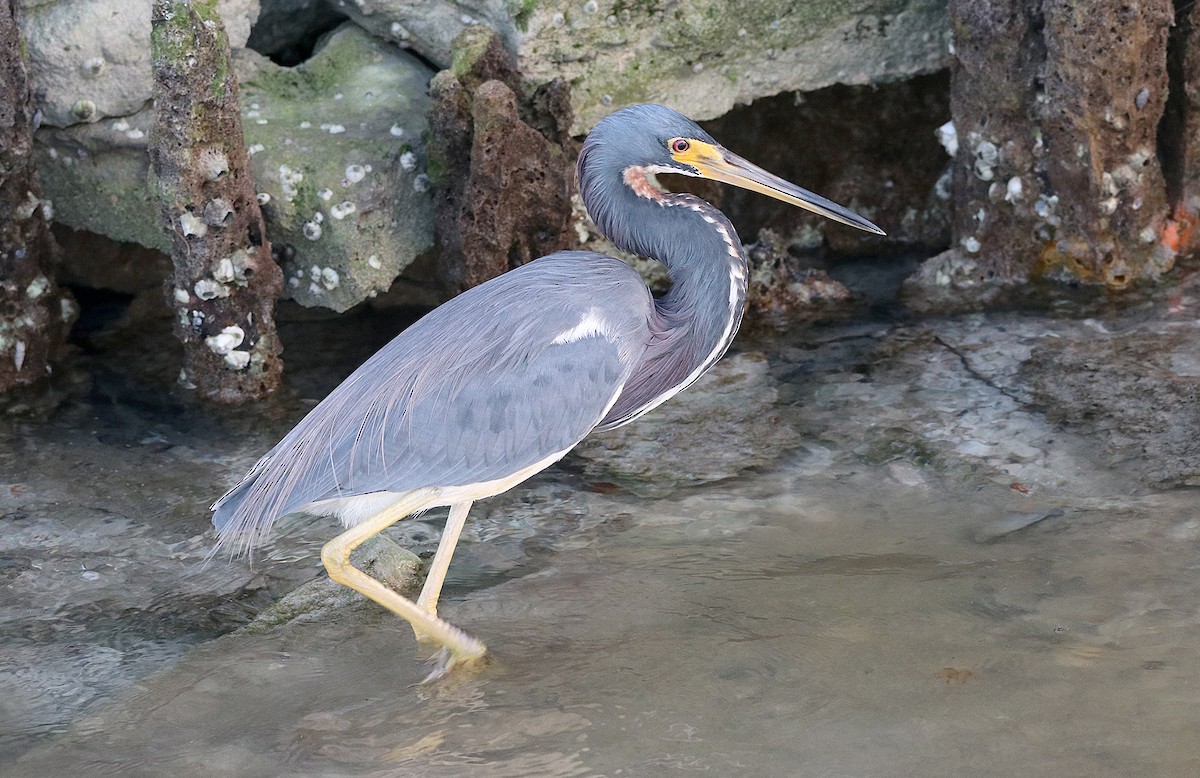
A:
[[1020, 328, 1200, 487], [8, 259, 1200, 765], [972, 507, 1065, 543], [571, 352, 803, 494], [237, 536, 422, 633]]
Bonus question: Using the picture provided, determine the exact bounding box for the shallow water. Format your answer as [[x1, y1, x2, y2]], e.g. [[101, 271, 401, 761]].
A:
[[3, 271, 1200, 776]]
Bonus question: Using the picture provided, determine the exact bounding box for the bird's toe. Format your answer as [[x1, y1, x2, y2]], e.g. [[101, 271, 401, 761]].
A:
[[420, 645, 489, 684]]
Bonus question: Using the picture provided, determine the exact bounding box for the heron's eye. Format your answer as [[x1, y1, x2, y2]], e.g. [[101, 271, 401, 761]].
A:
[[670, 138, 690, 154]]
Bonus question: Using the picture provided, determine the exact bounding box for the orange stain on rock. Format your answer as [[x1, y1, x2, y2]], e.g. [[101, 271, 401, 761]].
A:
[[1162, 204, 1197, 256]]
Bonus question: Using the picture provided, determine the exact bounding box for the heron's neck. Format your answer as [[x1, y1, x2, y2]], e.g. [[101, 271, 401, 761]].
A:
[[605, 164, 748, 327], [584, 165, 749, 425]]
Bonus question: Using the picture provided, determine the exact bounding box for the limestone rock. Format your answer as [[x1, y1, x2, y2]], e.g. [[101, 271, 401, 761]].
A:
[[150, 0, 285, 403], [1035, 1, 1174, 285], [324, 0, 513, 69], [335, 0, 952, 134], [33, 112, 169, 251], [1176, 1, 1200, 256], [18, 0, 259, 128], [34, 24, 436, 313], [237, 24, 435, 311], [1, 1, 75, 396]]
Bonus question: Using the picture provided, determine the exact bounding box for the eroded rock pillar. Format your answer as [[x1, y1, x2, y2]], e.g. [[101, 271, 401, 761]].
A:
[[149, 0, 283, 402], [0, 0, 74, 395], [427, 27, 575, 294], [907, 0, 1177, 309]]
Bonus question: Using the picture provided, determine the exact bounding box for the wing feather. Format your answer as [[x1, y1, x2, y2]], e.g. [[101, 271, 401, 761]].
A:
[[212, 253, 651, 554]]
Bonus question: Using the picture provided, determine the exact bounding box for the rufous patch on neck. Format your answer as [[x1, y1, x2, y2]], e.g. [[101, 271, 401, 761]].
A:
[[623, 165, 668, 202]]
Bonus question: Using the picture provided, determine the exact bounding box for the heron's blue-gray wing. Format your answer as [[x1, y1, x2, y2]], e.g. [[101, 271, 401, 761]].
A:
[[212, 253, 651, 553]]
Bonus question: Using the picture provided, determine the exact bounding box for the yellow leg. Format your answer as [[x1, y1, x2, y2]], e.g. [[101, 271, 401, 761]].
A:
[[320, 493, 486, 678], [416, 501, 472, 619]]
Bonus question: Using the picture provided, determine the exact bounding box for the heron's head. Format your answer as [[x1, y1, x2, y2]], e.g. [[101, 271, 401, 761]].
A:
[[579, 103, 884, 235]]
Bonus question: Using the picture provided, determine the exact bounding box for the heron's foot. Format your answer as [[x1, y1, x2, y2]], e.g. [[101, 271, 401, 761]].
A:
[[419, 644, 489, 684], [412, 617, 487, 682]]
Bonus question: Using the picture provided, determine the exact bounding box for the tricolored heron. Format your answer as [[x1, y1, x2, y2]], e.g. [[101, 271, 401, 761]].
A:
[[213, 104, 883, 677]]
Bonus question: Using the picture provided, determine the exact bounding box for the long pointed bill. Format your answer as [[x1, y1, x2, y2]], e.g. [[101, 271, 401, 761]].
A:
[[672, 140, 886, 235]]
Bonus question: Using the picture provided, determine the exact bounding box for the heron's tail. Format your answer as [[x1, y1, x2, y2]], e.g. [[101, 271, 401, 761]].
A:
[[208, 472, 271, 561], [211, 478, 254, 532], [208, 426, 337, 558]]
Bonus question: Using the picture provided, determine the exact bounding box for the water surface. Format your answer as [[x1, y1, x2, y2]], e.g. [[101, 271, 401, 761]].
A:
[[3, 279, 1200, 776]]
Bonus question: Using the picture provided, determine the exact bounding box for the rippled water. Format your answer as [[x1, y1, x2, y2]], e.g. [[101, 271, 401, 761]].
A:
[[3, 274, 1200, 776], [10, 471, 1200, 777]]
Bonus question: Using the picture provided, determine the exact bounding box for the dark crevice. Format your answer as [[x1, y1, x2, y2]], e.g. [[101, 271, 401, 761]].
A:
[[65, 286, 135, 344], [931, 334, 1030, 407], [1026, 0, 1053, 212], [246, 7, 349, 67], [1158, 0, 1192, 206]]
